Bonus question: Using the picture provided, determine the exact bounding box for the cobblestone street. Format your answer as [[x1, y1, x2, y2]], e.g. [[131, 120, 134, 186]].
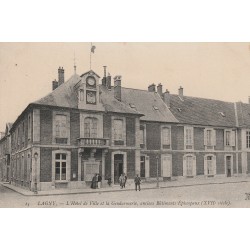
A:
[[1, 180, 250, 207]]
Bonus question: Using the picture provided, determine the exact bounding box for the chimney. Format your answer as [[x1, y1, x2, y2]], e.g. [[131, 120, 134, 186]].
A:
[[178, 86, 183, 98], [58, 67, 64, 85], [148, 84, 156, 92], [157, 83, 163, 96], [163, 89, 170, 107], [114, 75, 122, 101], [52, 79, 59, 90], [102, 66, 107, 87], [106, 73, 112, 90]]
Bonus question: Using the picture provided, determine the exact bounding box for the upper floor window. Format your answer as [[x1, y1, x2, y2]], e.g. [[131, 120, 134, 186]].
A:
[[84, 117, 98, 138], [162, 127, 171, 149], [55, 115, 67, 138], [184, 126, 194, 149], [114, 119, 123, 141], [246, 131, 250, 149], [204, 129, 216, 148], [224, 130, 235, 147], [140, 125, 146, 148]]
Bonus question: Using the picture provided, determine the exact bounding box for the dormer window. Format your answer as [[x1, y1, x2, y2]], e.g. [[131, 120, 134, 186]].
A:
[[153, 106, 159, 110], [129, 103, 136, 109], [219, 112, 225, 117], [177, 108, 182, 112]]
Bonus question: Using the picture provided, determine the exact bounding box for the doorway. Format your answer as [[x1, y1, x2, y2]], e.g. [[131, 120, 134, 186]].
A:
[[114, 154, 124, 184], [226, 156, 232, 177]]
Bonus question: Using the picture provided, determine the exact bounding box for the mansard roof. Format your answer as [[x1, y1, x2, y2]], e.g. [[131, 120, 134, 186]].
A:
[[168, 94, 237, 127], [33, 74, 141, 116]]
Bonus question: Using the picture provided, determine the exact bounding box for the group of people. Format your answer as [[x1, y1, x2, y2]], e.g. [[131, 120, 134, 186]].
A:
[[91, 172, 141, 191], [91, 173, 102, 189]]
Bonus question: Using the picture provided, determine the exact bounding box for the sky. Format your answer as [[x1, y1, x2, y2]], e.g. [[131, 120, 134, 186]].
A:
[[1, 42, 250, 132]]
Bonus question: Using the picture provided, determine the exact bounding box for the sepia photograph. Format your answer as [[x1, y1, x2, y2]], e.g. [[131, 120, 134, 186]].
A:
[[1, 42, 250, 208]]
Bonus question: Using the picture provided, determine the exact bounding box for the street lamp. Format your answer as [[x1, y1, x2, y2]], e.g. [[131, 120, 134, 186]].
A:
[[156, 155, 159, 188], [34, 152, 38, 194]]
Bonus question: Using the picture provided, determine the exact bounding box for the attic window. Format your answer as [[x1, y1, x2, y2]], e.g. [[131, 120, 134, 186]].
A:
[[129, 103, 136, 109], [153, 106, 159, 110], [177, 108, 182, 112], [219, 112, 225, 117]]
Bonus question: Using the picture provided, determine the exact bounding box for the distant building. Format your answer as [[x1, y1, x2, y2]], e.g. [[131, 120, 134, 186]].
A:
[[1, 66, 250, 191]]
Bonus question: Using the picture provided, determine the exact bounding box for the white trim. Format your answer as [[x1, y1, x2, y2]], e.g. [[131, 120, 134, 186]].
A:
[[183, 154, 196, 177], [204, 154, 216, 176], [184, 126, 194, 150], [161, 125, 171, 150], [111, 151, 127, 183], [52, 149, 71, 186]]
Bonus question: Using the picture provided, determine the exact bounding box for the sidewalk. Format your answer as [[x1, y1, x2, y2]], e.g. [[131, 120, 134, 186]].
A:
[[1, 176, 250, 196]]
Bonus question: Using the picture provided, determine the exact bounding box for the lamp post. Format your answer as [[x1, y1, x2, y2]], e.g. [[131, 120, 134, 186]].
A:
[[34, 152, 38, 194], [156, 155, 159, 188]]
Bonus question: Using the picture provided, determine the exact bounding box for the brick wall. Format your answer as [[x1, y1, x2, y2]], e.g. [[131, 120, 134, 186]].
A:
[[40, 109, 52, 144], [126, 117, 135, 147], [71, 149, 78, 181], [215, 129, 224, 150], [127, 150, 135, 178], [70, 112, 80, 145], [147, 152, 161, 178], [146, 123, 161, 150], [196, 153, 204, 175], [172, 152, 183, 176], [194, 127, 205, 150], [103, 114, 112, 139], [40, 148, 52, 182], [171, 126, 184, 150], [216, 153, 225, 174]]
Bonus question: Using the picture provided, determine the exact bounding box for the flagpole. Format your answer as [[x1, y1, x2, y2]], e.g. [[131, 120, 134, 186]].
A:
[[90, 42, 92, 70]]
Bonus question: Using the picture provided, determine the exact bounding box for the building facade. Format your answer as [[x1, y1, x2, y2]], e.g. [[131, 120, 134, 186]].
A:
[[0, 67, 250, 191]]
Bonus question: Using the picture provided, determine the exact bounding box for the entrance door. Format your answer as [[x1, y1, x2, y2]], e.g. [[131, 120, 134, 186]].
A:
[[140, 156, 145, 178], [114, 154, 123, 184], [226, 156, 232, 177], [162, 155, 171, 178]]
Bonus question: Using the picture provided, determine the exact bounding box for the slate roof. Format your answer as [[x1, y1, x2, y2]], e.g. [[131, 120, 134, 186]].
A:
[[235, 102, 250, 127], [33, 74, 141, 116], [120, 87, 179, 123], [169, 94, 237, 127]]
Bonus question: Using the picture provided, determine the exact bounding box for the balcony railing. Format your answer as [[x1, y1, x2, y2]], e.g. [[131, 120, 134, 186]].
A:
[[77, 137, 110, 148]]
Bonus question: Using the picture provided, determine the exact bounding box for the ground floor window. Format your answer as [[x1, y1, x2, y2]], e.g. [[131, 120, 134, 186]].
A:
[[55, 153, 67, 180]]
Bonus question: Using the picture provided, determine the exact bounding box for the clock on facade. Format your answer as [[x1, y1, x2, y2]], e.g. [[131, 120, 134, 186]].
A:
[[86, 90, 96, 104], [86, 76, 96, 88]]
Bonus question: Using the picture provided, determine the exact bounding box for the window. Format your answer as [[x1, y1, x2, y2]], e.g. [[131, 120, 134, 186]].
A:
[[183, 155, 196, 177], [162, 127, 170, 146], [114, 119, 123, 140], [204, 129, 216, 148], [84, 117, 98, 138], [185, 127, 193, 149], [55, 115, 67, 138], [55, 153, 67, 181], [224, 130, 235, 147], [140, 128, 144, 145], [205, 155, 216, 176], [246, 131, 250, 149]]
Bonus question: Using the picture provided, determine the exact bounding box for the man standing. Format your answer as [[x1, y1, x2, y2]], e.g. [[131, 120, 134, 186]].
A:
[[134, 174, 141, 191], [97, 173, 102, 189]]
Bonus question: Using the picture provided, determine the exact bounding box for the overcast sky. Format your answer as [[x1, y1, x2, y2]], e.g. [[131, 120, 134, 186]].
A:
[[1, 42, 250, 132]]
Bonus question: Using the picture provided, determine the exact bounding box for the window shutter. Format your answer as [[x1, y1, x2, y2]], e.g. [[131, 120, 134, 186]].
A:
[[183, 157, 187, 177], [193, 155, 196, 176], [213, 156, 216, 175], [204, 129, 207, 146], [231, 131, 236, 146], [204, 157, 208, 176], [212, 129, 216, 146]]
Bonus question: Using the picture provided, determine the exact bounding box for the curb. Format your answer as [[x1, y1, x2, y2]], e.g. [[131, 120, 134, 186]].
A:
[[1, 179, 250, 197]]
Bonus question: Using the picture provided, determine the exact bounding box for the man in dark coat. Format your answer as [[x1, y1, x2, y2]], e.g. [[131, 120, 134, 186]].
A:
[[134, 174, 141, 191]]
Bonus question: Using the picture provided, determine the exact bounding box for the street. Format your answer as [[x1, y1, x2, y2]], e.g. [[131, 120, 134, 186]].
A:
[[0, 181, 250, 207]]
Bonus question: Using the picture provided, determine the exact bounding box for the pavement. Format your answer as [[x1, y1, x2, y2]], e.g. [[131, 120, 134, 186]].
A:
[[1, 175, 250, 197]]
